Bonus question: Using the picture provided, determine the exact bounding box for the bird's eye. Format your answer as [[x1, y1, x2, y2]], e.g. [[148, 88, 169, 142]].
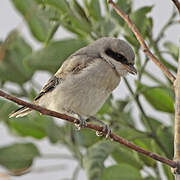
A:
[[105, 48, 129, 65]]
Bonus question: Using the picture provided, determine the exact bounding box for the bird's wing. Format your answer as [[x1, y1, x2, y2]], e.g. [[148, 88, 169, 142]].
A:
[[34, 75, 61, 101], [34, 55, 98, 101]]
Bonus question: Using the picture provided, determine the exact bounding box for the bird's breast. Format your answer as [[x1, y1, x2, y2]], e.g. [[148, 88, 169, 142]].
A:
[[38, 59, 120, 117]]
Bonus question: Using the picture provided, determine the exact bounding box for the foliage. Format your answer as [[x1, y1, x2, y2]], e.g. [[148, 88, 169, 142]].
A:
[[0, 0, 178, 179]]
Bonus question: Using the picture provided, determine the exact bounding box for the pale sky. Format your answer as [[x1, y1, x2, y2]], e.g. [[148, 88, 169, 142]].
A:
[[0, 0, 180, 180]]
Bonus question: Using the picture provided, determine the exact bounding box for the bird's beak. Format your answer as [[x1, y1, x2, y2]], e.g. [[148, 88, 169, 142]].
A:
[[123, 64, 137, 75]]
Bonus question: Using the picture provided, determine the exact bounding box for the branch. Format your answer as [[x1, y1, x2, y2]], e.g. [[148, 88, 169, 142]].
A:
[[107, 0, 176, 83], [0, 89, 177, 169], [173, 50, 180, 176], [171, 0, 180, 14]]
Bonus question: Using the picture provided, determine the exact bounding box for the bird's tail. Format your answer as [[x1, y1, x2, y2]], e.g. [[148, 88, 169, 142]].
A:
[[9, 106, 33, 118]]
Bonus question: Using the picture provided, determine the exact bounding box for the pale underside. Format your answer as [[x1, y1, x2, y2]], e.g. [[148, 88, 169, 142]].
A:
[[37, 55, 121, 119]]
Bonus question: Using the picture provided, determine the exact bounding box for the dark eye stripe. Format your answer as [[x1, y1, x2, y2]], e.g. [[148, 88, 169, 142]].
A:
[[105, 48, 131, 65]]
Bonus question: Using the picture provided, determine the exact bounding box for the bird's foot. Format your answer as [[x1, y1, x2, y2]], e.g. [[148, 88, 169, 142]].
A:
[[75, 115, 87, 130], [96, 124, 111, 139], [89, 116, 111, 138]]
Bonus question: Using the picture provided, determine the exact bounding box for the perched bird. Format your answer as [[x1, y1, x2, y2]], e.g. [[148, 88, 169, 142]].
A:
[[9, 37, 136, 136]]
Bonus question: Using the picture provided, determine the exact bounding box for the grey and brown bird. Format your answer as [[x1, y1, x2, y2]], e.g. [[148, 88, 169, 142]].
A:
[[9, 37, 136, 136]]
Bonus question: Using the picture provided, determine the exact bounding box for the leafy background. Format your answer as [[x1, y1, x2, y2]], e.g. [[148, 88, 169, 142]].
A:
[[0, 0, 180, 180]]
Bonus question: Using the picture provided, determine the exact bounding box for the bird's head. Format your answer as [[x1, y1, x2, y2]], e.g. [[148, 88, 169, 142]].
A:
[[98, 37, 137, 77]]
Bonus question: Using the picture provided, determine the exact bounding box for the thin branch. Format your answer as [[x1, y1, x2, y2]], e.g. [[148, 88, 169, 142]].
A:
[[171, 0, 180, 14], [107, 0, 176, 83], [173, 50, 180, 175], [0, 89, 177, 168]]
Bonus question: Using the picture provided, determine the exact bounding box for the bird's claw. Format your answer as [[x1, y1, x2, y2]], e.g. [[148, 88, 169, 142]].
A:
[[96, 124, 111, 139], [75, 116, 87, 130]]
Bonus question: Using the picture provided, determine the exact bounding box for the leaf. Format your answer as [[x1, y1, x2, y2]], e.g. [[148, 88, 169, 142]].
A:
[[137, 83, 175, 113], [44, 0, 91, 36], [12, 0, 55, 42], [0, 99, 18, 122], [0, 31, 33, 84], [130, 6, 153, 34], [0, 143, 40, 175], [111, 146, 143, 169], [116, 127, 146, 141], [44, 0, 70, 14], [69, 0, 90, 24], [83, 141, 114, 180], [164, 41, 179, 60], [144, 177, 161, 180], [133, 139, 156, 167], [111, 0, 132, 25], [124, 6, 153, 47], [9, 112, 62, 143], [88, 0, 102, 21], [102, 164, 142, 180], [24, 39, 87, 73], [141, 115, 161, 132], [74, 128, 100, 148], [157, 126, 173, 158], [162, 164, 174, 180]]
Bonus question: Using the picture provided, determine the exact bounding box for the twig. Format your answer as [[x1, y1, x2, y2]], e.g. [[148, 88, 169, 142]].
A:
[[107, 0, 176, 83], [0, 89, 177, 168], [171, 0, 180, 14]]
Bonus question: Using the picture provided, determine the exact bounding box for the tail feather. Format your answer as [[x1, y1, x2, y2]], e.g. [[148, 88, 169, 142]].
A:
[[9, 106, 33, 118]]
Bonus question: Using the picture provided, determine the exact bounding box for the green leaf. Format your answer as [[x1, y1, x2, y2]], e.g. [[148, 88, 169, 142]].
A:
[[9, 112, 62, 143], [144, 177, 161, 180], [112, 146, 143, 169], [102, 164, 142, 180], [0, 31, 33, 84], [0, 99, 18, 122], [111, 0, 132, 25], [157, 126, 173, 158], [162, 164, 174, 180], [88, 0, 102, 21], [124, 6, 153, 47], [164, 41, 179, 60], [44, 0, 70, 14], [70, 0, 90, 24], [24, 39, 87, 73], [137, 83, 175, 113], [133, 139, 156, 167], [74, 128, 100, 148], [12, 0, 55, 42], [131, 6, 153, 31], [44, 0, 91, 36], [97, 96, 112, 116], [141, 115, 161, 132], [116, 127, 146, 141], [83, 141, 114, 180], [0, 143, 40, 175]]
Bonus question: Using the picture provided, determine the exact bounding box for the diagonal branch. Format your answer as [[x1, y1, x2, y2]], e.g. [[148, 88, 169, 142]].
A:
[[107, 0, 176, 83], [171, 0, 180, 14], [0, 89, 177, 169], [173, 51, 180, 177]]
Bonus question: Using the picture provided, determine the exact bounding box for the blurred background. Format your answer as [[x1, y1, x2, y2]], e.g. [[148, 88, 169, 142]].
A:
[[0, 0, 180, 180]]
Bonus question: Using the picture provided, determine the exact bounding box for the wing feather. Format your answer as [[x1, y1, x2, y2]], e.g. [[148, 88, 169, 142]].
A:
[[34, 55, 97, 101]]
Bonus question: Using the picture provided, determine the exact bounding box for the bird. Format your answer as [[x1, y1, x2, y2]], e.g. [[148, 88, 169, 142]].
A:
[[9, 37, 136, 137]]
